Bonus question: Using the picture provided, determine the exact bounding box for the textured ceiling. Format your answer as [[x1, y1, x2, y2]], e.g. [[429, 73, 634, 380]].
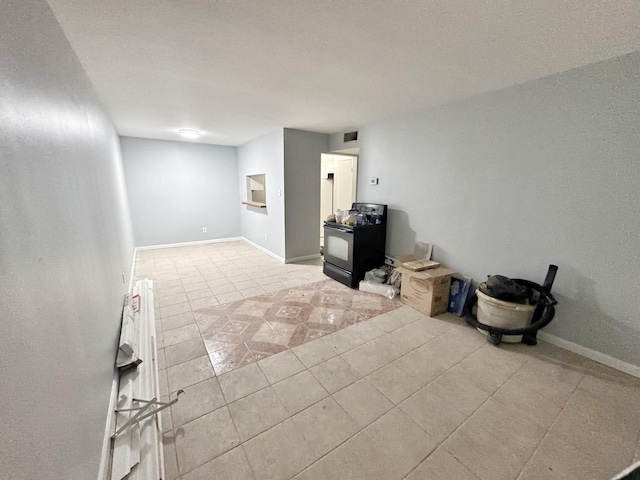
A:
[[48, 0, 640, 146]]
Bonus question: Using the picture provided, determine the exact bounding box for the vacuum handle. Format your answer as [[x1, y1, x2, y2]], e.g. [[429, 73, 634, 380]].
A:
[[542, 264, 558, 293]]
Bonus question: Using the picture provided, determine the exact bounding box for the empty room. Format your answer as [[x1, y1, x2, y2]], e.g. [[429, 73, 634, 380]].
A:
[[2, 1, 640, 480]]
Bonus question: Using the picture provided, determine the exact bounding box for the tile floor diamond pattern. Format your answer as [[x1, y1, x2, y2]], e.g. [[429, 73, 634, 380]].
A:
[[187, 280, 400, 375], [138, 242, 640, 480]]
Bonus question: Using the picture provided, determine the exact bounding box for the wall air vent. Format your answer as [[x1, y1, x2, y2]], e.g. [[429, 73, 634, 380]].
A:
[[343, 131, 358, 142]]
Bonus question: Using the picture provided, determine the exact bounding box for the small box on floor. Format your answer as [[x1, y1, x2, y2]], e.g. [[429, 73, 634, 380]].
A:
[[448, 275, 473, 316], [398, 266, 455, 317]]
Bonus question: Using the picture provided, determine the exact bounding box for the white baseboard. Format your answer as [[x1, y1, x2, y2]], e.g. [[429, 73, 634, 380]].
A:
[[285, 253, 321, 264], [136, 237, 243, 251], [97, 369, 120, 480], [241, 237, 285, 263], [537, 331, 640, 379]]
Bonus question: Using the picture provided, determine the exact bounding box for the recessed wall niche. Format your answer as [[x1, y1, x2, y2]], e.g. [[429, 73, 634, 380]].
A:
[[243, 173, 267, 208]]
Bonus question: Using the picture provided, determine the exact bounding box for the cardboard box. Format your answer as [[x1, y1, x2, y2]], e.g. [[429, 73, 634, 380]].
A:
[[448, 275, 473, 316], [399, 266, 455, 317]]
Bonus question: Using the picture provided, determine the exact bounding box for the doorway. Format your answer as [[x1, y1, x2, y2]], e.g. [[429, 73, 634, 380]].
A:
[[320, 153, 358, 251]]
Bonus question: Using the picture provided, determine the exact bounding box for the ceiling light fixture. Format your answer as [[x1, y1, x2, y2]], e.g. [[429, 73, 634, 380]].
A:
[[178, 128, 201, 139]]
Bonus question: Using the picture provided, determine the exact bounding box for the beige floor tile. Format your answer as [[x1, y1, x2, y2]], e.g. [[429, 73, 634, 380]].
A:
[[165, 337, 207, 368], [159, 292, 189, 307], [257, 350, 306, 384], [293, 431, 394, 480], [519, 433, 616, 480], [182, 281, 210, 293], [216, 291, 244, 304], [344, 321, 386, 344], [175, 406, 240, 475], [206, 277, 231, 287], [427, 371, 491, 416], [463, 397, 547, 457], [367, 311, 406, 333], [492, 378, 562, 429], [158, 285, 186, 297], [163, 323, 201, 347], [392, 347, 449, 382], [292, 397, 359, 458], [182, 446, 255, 480], [242, 419, 315, 480], [160, 301, 192, 318], [549, 405, 636, 471], [211, 284, 237, 295], [189, 296, 220, 310], [366, 363, 426, 404], [511, 362, 584, 406], [273, 370, 328, 415], [443, 421, 524, 480], [320, 328, 362, 354], [399, 385, 468, 443], [333, 379, 394, 428], [233, 280, 258, 290], [162, 311, 195, 332], [160, 398, 173, 433], [158, 368, 169, 397], [363, 408, 437, 478], [309, 356, 362, 394], [406, 447, 480, 480], [163, 433, 181, 480], [185, 288, 214, 301], [228, 387, 289, 441], [157, 348, 166, 371], [171, 377, 226, 428], [167, 355, 215, 393], [292, 336, 337, 367], [388, 305, 426, 324], [218, 363, 269, 403], [340, 339, 392, 375]]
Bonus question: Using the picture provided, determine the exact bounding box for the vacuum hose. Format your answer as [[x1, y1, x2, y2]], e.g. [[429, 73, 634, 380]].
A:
[[464, 265, 558, 345]]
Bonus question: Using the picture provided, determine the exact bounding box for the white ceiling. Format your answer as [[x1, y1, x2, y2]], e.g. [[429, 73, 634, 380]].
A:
[[48, 0, 640, 146]]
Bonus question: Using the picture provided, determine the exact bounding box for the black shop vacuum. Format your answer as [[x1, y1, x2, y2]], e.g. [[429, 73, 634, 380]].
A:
[[464, 265, 558, 346]]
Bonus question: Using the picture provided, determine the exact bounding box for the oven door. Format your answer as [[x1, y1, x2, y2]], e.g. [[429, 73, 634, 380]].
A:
[[323, 225, 354, 272]]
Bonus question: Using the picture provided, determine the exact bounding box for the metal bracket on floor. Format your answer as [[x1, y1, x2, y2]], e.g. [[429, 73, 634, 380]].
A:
[[112, 389, 184, 439]]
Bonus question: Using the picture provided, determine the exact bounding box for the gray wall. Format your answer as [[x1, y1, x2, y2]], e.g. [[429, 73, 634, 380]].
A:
[[0, 2, 135, 479], [284, 129, 329, 261], [356, 52, 640, 367], [121, 137, 240, 247], [238, 131, 286, 258]]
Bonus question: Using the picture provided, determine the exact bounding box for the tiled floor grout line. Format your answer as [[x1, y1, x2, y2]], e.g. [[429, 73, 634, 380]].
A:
[[291, 327, 488, 480], [513, 368, 588, 480], [163, 318, 467, 479]]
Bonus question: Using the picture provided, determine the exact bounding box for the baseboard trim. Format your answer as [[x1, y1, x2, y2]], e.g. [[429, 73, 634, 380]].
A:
[[241, 237, 285, 263], [97, 369, 119, 480], [537, 331, 640, 379], [136, 237, 243, 251], [285, 253, 321, 264]]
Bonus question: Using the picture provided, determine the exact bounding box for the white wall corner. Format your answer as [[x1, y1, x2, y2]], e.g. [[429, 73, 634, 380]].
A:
[[285, 253, 321, 264], [242, 237, 285, 263]]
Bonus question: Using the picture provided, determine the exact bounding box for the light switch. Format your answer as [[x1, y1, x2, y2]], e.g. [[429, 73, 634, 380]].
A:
[[369, 177, 379, 185]]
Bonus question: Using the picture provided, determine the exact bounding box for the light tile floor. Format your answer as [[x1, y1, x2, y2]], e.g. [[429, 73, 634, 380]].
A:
[[137, 242, 640, 480]]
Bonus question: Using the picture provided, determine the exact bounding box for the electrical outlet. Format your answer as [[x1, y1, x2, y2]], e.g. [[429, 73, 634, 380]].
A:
[[265, 234, 268, 241], [278, 189, 282, 197], [202, 227, 207, 233], [122, 272, 126, 284]]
